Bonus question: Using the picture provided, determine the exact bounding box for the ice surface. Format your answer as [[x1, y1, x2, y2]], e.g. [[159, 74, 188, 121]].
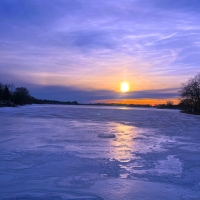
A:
[[0, 105, 200, 199]]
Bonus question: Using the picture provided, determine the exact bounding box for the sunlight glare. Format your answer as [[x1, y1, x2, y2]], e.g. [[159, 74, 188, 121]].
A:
[[120, 82, 129, 92]]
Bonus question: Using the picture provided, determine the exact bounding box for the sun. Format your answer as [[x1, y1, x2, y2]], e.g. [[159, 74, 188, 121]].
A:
[[120, 82, 129, 92]]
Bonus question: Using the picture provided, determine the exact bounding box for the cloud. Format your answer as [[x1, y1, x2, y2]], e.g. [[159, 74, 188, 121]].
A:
[[125, 88, 179, 99], [142, 0, 200, 12], [28, 85, 179, 103], [0, 0, 199, 103]]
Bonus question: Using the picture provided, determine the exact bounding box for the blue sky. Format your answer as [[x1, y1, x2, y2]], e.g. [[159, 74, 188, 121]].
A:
[[0, 0, 200, 104]]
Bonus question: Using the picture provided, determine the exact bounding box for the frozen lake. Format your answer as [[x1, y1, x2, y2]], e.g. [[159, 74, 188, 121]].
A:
[[0, 105, 200, 200]]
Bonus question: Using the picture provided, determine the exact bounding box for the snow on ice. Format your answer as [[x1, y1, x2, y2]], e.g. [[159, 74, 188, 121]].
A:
[[0, 105, 200, 199]]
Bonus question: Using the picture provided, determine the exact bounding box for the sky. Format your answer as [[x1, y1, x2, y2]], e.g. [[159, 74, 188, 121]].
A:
[[0, 0, 200, 104]]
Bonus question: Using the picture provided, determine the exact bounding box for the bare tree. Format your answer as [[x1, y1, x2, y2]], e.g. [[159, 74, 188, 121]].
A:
[[0, 82, 4, 100], [3, 85, 10, 101], [166, 100, 173, 107], [180, 72, 200, 112], [13, 87, 32, 105]]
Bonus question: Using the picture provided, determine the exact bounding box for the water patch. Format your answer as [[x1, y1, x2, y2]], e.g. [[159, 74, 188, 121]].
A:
[[98, 133, 116, 138]]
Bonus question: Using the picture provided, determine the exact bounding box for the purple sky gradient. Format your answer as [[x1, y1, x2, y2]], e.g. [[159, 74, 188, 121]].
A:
[[0, 0, 200, 103]]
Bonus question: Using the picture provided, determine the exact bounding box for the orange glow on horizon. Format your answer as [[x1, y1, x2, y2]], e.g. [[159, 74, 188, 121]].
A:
[[93, 98, 179, 106]]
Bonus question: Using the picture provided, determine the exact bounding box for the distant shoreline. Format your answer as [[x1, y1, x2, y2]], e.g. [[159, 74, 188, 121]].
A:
[[2, 102, 200, 115], [180, 110, 200, 115], [1, 101, 180, 110]]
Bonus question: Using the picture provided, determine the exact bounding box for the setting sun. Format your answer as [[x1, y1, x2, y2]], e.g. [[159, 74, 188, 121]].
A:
[[120, 82, 130, 92]]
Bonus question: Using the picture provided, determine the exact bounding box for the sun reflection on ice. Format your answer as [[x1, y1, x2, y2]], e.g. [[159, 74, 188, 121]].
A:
[[109, 123, 138, 163]]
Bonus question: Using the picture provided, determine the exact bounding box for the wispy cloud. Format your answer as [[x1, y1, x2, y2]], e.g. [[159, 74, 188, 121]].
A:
[[0, 0, 199, 102]]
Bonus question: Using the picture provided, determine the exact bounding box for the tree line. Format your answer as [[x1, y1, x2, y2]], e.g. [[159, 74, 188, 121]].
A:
[[180, 72, 200, 114], [0, 83, 78, 107], [0, 83, 33, 106]]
